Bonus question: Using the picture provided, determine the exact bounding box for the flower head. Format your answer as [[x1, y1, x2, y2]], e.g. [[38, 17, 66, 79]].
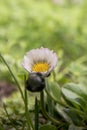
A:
[[22, 47, 58, 77]]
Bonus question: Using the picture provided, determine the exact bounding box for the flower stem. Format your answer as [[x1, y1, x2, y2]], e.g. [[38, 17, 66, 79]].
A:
[[40, 91, 61, 125], [24, 88, 34, 130], [35, 97, 39, 130]]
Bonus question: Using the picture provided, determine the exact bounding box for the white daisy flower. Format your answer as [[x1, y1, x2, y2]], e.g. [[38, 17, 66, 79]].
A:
[[22, 47, 58, 77]]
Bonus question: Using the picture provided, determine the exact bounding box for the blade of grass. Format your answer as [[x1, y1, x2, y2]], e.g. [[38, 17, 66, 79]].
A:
[[0, 54, 25, 102], [0, 54, 34, 130], [35, 97, 39, 130], [3, 103, 18, 130], [24, 88, 34, 130]]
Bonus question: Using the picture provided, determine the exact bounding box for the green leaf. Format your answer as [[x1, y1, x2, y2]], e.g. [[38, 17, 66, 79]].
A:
[[63, 108, 83, 126], [62, 83, 87, 110], [39, 124, 57, 130], [56, 104, 72, 123], [75, 97, 87, 112], [61, 83, 87, 125], [68, 124, 84, 130], [46, 81, 62, 102], [62, 83, 87, 100]]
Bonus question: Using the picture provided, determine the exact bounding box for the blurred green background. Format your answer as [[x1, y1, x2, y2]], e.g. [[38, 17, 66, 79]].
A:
[[0, 0, 87, 129], [0, 0, 87, 83]]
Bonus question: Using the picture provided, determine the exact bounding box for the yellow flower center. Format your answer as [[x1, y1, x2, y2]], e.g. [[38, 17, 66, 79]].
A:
[[32, 62, 49, 72]]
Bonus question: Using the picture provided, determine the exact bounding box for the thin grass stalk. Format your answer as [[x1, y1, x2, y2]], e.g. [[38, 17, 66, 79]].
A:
[[24, 88, 34, 130], [0, 54, 25, 102], [0, 54, 34, 129], [35, 97, 39, 130], [3, 103, 18, 130]]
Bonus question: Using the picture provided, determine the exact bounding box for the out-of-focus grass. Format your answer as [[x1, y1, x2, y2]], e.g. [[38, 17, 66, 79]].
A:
[[0, 0, 87, 80], [0, 0, 87, 129], [0, 0, 87, 93], [0, 0, 87, 60]]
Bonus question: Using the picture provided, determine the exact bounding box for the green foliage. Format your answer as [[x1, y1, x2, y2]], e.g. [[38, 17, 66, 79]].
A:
[[46, 82, 62, 103], [44, 81, 87, 129], [39, 124, 57, 130], [0, 0, 87, 130], [0, 0, 87, 59], [0, 0, 87, 83]]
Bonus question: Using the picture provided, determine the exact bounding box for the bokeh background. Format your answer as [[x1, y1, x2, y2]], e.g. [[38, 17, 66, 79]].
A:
[[0, 0, 87, 83], [0, 0, 87, 96], [0, 0, 87, 129]]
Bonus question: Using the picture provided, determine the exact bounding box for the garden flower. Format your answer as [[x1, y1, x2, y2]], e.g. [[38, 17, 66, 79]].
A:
[[22, 47, 58, 77], [22, 47, 58, 92]]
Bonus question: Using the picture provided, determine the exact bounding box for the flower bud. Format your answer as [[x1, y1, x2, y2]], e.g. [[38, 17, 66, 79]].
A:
[[26, 73, 45, 92]]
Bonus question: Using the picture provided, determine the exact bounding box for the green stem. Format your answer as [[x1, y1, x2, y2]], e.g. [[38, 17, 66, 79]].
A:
[[45, 88, 66, 107], [24, 88, 34, 130], [0, 54, 34, 130], [25, 89, 31, 130], [35, 97, 39, 130], [40, 91, 61, 125], [0, 54, 25, 102]]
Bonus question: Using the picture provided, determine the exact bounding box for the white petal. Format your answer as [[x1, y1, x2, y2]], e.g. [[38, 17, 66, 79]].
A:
[[22, 47, 58, 76]]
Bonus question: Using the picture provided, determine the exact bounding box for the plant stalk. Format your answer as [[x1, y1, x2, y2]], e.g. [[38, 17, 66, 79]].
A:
[[35, 97, 39, 130], [40, 91, 61, 125]]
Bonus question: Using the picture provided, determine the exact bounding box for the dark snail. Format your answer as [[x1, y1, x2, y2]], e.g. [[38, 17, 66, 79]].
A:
[[26, 73, 45, 92]]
